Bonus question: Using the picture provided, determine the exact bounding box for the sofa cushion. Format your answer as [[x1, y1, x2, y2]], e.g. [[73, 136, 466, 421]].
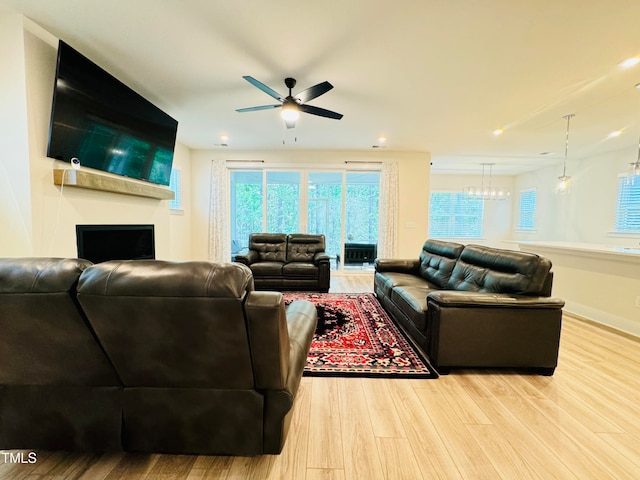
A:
[[390, 286, 432, 331], [250, 261, 285, 277], [418, 239, 464, 288], [374, 271, 437, 298], [447, 245, 552, 295], [249, 233, 287, 262], [286, 234, 326, 262], [282, 262, 318, 278]]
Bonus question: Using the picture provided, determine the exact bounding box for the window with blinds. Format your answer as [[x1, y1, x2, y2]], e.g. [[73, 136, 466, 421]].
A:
[[517, 188, 537, 230], [428, 192, 484, 239], [615, 176, 640, 233], [169, 168, 182, 212]]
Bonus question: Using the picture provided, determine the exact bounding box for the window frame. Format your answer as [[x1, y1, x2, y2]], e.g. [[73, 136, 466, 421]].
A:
[[614, 174, 640, 234], [516, 188, 537, 231], [428, 190, 484, 240], [168, 168, 183, 214]]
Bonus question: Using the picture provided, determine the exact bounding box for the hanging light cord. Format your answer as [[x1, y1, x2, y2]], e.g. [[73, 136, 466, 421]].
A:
[[562, 113, 575, 177]]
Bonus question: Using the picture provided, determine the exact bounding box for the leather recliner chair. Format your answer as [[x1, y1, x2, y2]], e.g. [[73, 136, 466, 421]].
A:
[[0, 258, 122, 451], [77, 260, 317, 455]]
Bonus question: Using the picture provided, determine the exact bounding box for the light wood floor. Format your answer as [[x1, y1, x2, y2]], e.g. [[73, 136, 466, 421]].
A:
[[3, 274, 640, 479]]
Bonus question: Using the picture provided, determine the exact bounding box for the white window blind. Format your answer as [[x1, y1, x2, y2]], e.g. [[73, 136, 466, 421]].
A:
[[517, 189, 537, 230], [169, 168, 182, 211], [615, 176, 640, 233], [429, 192, 484, 239]]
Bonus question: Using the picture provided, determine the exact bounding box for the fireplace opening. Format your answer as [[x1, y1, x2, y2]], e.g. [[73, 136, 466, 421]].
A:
[[76, 224, 155, 263]]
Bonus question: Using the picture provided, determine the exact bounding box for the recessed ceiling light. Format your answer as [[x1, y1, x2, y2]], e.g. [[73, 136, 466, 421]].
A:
[[493, 128, 504, 136], [378, 136, 387, 143], [220, 134, 229, 142], [608, 131, 622, 138], [636, 82, 640, 89], [619, 57, 640, 68]]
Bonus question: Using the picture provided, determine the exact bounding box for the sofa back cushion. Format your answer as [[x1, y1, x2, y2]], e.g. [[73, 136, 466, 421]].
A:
[[77, 260, 257, 389], [418, 239, 465, 288], [0, 257, 121, 386], [249, 233, 287, 262], [287, 234, 325, 262], [447, 245, 552, 295]]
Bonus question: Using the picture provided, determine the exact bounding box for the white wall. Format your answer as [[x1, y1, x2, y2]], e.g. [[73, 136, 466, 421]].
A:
[[189, 149, 430, 260], [0, 15, 33, 256], [430, 173, 515, 248], [0, 15, 192, 261], [168, 142, 193, 260], [513, 147, 639, 247], [512, 146, 640, 336]]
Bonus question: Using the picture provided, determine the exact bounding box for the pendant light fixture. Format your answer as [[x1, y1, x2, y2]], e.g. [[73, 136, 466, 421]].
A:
[[556, 113, 575, 194], [463, 163, 510, 200]]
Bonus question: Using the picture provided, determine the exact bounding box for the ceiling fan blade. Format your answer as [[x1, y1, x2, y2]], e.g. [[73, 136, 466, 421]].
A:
[[236, 104, 281, 113], [242, 76, 284, 101], [299, 104, 343, 120], [295, 81, 333, 103]]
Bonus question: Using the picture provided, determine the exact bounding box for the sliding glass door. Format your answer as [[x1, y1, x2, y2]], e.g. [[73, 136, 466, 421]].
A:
[[307, 172, 343, 268], [230, 170, 262, 254], [229, 168, 380, 270], [266, 171, 300, 233]]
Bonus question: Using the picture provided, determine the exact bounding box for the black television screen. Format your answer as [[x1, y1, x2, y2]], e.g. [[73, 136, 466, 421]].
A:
[[47, 41, 178, 186], [76, 224, 155, 263]]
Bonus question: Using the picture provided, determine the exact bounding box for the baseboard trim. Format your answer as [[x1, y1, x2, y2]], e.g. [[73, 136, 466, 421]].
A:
[[563, 310, 640, 343]]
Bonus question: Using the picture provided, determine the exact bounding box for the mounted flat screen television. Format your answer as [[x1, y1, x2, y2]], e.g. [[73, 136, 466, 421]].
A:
[[47, 40, 178, 186], [76, 224, 155, 263]]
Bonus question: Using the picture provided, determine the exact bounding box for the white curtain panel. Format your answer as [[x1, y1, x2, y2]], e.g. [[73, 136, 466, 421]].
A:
[[378, 160, 398, 258], [208, 159, 230, 262]]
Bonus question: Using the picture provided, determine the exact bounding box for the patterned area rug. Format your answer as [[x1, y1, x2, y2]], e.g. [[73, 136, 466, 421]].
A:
[[283, 293, 438, 378]]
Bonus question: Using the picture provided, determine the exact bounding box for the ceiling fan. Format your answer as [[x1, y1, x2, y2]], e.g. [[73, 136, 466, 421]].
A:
[[236, 76, 343, 128]]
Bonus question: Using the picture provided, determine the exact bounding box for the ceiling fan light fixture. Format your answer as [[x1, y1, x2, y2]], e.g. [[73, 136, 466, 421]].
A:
[[281, 103, 300, 122]]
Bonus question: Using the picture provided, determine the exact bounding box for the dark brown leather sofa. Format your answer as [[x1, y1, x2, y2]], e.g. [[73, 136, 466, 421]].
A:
[[374, 240, 565, 375], [0, 257, 317, 455], [0, 258, 122, 451], [235, 233, 330, 292]]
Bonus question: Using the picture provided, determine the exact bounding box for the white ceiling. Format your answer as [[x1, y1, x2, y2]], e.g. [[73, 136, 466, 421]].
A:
[[3, 0, 640, 174]]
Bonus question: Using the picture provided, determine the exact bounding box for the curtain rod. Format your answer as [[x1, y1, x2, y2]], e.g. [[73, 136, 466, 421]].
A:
[[344, 161, 383, 164]]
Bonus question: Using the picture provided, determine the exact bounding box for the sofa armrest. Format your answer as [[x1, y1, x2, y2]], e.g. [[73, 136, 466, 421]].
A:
[[244, 292, 317, 392], [245, 294, 317, 454], [426, 290, 564, 372], [427, 291, 565, 309], [284, 300, 317, 390], [313, 251, 330, 265], [235, 249, 259, 266], [374, 258, 420, 274]]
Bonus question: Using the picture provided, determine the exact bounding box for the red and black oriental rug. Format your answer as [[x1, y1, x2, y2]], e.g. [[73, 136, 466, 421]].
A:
[[283, 293, 438, 379]]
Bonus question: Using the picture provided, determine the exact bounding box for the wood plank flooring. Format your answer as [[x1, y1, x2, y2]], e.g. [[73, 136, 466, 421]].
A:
[[2, 274, 640, 479]]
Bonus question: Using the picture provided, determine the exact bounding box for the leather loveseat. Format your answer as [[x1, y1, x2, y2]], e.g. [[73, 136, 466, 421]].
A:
[[0, 257, 317, 455], [235, 233, 330, 292], [374, 240, 565, 375]]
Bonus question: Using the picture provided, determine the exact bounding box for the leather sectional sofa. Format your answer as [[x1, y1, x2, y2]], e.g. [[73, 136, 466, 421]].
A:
[[0, 257, 317, 455], [235, 233, 330, 292], [375, 240, 565, 375]]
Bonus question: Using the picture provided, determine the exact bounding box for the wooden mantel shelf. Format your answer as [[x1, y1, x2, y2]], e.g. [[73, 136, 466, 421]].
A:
[[53, 169, 174, 200]]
